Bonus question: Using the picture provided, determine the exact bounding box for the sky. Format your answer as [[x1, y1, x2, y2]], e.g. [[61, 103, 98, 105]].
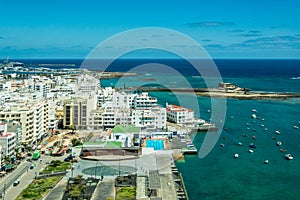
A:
[[0, 0, 300, 59]]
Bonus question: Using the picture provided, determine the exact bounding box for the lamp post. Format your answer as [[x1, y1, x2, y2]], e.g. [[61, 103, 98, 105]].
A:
[[71, 164, 74, 178], [94, 161, 98, 179]]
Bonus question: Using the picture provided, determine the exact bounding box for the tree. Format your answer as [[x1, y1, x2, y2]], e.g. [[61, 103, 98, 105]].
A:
[[53, 141, 60, 147], [50, 160, 62, 167], [71, 138, 82, 147]]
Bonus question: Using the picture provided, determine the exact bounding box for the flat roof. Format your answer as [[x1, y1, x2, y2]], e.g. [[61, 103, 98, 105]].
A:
[[149, 170, 161, 189], [112, 124, 141, 133]]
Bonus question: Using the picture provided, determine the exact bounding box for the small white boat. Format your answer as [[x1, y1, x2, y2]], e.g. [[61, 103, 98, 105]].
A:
[[294, 126, 299, 129], [246, 123, 250, 126], [249, 149, 254, 153], [251, 114, 257, 119], [285, 154, 294, 160], [276, 141, 282, 146], [264, 128, 268, 131], [261, 118, 265, 121], [252, 109, 257, 113], [234, 153, 239, 158], [261, 124, 265, 127], [264, 160, 269, 164], [220, 143, 225, 147], [207, 109, 211, 113], [230, 116, 234, 119], [275, 130, 281, 135]]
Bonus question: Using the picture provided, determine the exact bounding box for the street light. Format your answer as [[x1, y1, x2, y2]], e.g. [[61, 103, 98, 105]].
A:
[[94, 161, 98, 179], [71, 164, 74, 178]]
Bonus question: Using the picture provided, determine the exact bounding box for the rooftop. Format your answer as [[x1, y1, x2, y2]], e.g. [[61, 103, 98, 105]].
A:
[[112, 124, 141, 133]]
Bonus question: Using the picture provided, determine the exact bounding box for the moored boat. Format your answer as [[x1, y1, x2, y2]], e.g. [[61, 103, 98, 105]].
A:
[[285, 154, 294, 160], [276, 141, 282, 146], [264, 160, 269, 164], [251, 114, 257, 119], [249, 143, 256, 148], [280, 148, 286, 153]]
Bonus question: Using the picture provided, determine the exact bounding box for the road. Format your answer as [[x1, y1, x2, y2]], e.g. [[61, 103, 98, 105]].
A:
[[0, 155, 65, 200]]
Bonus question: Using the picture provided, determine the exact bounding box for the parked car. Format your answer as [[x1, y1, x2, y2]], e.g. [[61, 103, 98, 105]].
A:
[[29, 165, 34, 170], [13, 180, 20, 186], [66, 148, 72, 153]]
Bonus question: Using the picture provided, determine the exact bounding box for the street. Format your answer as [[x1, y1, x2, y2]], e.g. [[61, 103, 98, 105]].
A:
[[0, 155, 65, 200]]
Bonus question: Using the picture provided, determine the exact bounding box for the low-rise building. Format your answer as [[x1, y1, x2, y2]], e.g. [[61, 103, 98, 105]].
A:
[[132, 107, 166, 130], [166, 104, 194, 125]]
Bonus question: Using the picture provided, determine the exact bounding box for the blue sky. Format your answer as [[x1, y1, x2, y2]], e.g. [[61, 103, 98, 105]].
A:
[[0, 0, 300, 59]]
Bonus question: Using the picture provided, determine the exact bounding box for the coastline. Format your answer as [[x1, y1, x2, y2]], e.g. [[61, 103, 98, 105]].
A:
[[138, 87, 300, 100]]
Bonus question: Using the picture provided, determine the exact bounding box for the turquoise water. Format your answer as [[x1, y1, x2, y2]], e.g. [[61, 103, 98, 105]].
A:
[[146, 140, 164, 150], [175, 98, 300, 200], [101, 73, 300, 200]]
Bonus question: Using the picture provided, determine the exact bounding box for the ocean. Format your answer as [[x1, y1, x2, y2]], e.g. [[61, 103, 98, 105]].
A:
[[98, 59, 300, 200], [12, 59, 300, 199]]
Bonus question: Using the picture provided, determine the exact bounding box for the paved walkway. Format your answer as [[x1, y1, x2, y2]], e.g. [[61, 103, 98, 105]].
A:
[[43, 178, 68, 200], [91, 179, 115, 200]]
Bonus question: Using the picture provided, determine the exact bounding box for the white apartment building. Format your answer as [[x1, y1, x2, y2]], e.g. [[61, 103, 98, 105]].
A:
[[131, 92, 157, 109], [0, 100, 49, 145], [97, 87, 114, 107], [0, 123, 16, 157], [76, 74, 100, 96], [132, 106, 166, 130], [166, 104, 195, 125], [29, 82, 51, 97], [0, 106, 34, 144]]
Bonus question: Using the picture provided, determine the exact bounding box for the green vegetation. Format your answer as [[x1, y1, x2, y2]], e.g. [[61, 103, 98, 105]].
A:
[[113, 124, 141, 133], [42, 160, 71, 173], [53, 141, 60, 147], [84, 141, 122, 148], [16, 176, 62, 200], [71, 138, 82, 147], [68, 184, 87, 198], [116, 186, 136, 200]]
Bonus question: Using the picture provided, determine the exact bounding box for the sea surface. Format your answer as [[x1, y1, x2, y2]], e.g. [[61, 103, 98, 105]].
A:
[[99, 59, 300, 200], [12, 59, 300, 199]]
